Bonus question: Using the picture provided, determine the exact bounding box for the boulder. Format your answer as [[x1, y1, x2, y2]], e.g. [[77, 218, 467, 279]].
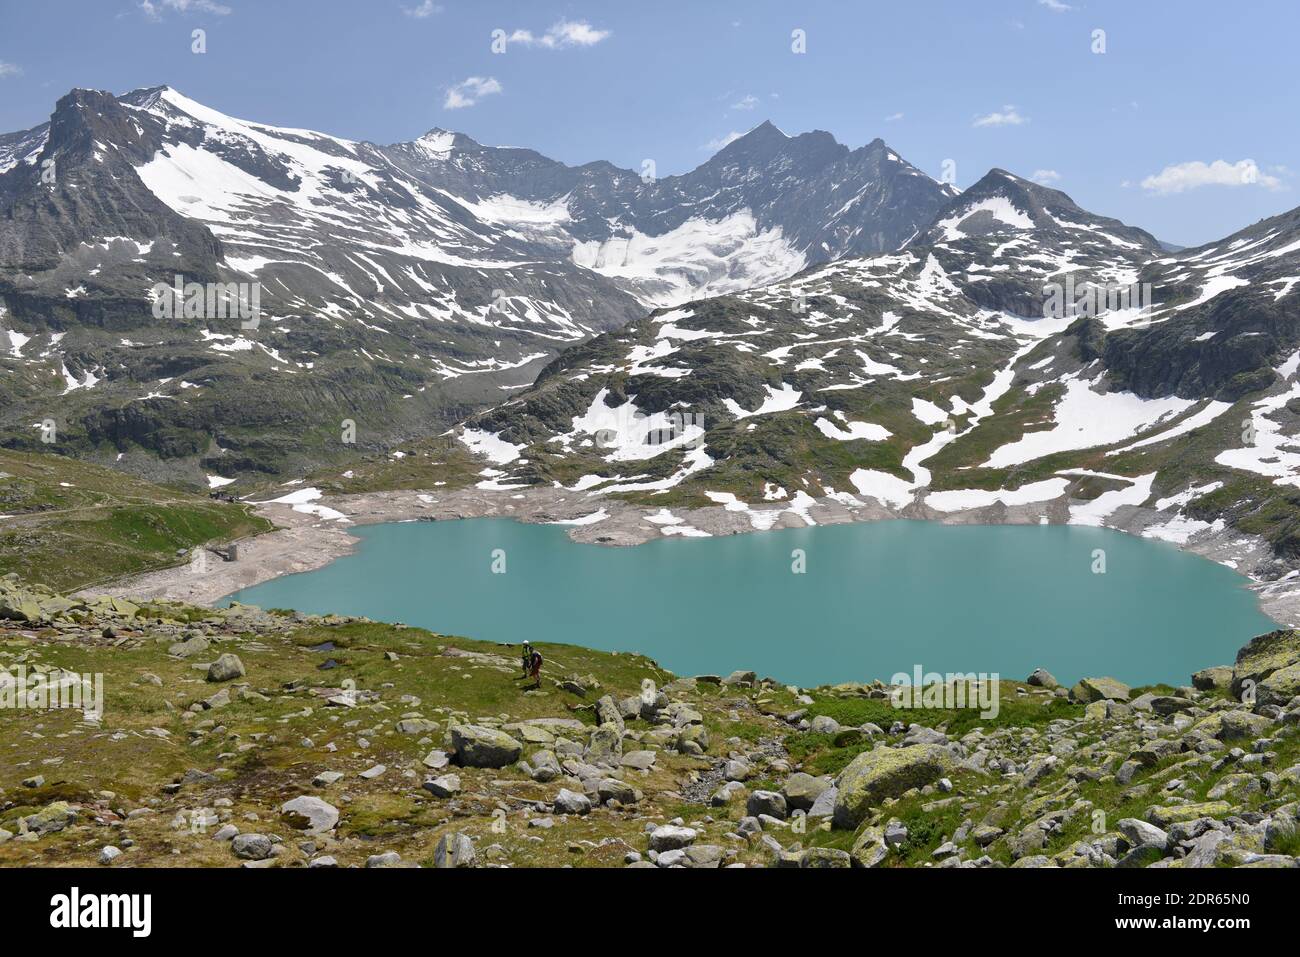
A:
[[1231, 629, 1300, 698], [1070, 677, 1130, 703], [448, 724, 522, 768], [648, 825, 696, 851], [832, 745, 957, 829], [746, 790, 788, 820], [1145, 801, 1233, 828], [782, 771, 831, 812], [1258, 662, 1300, 706], [422, 774, 461, 798], [849, 825, 889, 867], [279, 796, 339, 834], [809, 715, 841, 735], [206, 654, 245, 683], [1218, 710, 1273, 742], [554, 788, 592, 815], [1026, 668, 1058, 689], [168, 636, 210, 658], [683, 844, 724, 868], [801, 847, 851, 868], [1192, 666, 1233, 691], [395, 718, 439, 735], [434, 832, 476, 868], [22, 802, 76, 835], [231, 833, 273, 860], [1117, 818, 1169, 850], [596, 778, 639, 805]]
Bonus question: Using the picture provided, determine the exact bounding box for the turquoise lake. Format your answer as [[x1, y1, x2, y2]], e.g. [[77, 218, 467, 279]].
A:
[[221, 518, 1275, 688]]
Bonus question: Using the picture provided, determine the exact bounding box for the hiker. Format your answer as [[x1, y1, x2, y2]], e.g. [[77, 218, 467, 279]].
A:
[[520, 642, 533, 678], [527, 646, 544, 687]]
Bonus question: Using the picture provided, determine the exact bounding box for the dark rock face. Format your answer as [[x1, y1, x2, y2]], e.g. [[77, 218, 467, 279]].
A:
[[1094, 206, 1300, 401]]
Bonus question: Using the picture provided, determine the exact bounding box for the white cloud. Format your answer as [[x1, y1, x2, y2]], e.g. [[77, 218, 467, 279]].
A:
[[973, 105, 1028, 128], [444, 76, 502, 110], [702, 131, 744, 152], [403, 1, 442, 17], [731, 94, 759, 111], [140, 0, 231, 18], [1141, 159, 1282, 194], [1031, 169, 1061, 185], [884, 112, 904, 122], [506, 20, 611, 49], [0, 61, 21, 78], [1038, 0, 1073, 12]]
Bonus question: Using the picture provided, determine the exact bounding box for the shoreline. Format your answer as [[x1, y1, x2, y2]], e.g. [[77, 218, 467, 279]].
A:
[[101, 483, 1300, 630]]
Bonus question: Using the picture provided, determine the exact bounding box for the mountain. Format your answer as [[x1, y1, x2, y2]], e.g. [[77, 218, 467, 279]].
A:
[[448, 170, 1300, 566], [0, 87, 954, 481]]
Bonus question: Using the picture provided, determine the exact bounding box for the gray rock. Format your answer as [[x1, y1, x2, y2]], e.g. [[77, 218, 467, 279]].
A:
[[1027, 668, 1058, 689], [782, 771, 830, 811], [98, 846, 121, 865], [1118, 818, 1169, 850], [280, 796, 339, 835], [423, 774, 462, 798], [206, 653, 246, 682], [648, 824, 696, 851], [746, 790, 788, 820], [231, 833, 273, 860], [422, 750, 450, 770], [449, 724, 522, 768], [434, 832, 475, 868], [554, 788, 592, 815]]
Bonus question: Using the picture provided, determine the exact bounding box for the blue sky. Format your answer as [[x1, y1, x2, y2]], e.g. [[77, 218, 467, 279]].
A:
[[0, 0, 1295, 246]]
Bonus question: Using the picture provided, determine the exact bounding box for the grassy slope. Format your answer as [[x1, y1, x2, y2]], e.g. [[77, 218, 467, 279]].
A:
[[5, 606, 1291, 868], [0, 449, 273, 590]]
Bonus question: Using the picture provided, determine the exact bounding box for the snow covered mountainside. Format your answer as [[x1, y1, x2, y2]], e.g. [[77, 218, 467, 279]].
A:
[[452, 170, 1300, 566], [0, 87, 954, 481]]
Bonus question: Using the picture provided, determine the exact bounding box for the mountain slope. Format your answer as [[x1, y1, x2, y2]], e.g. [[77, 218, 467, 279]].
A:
[[0, 88, 952, 482], [445, 171, 1300, 569]]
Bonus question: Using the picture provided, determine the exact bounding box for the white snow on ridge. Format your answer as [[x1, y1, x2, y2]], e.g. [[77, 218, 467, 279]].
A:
[[814, 418, 891, 442], [984, 378, 1199, 468], [925, 478, 1070, 513], [459, 428, 524, 464], [6, 329, 31, 358], [849, 469, 914, 509], [257, 486, 350, 522], [1069, 473, 1156, 526], [1106, 400, 1232, 455], [548, 508, 609, 526], [724, 383, 802, 420], [571, 210, 806, 308], [935, 196, 1035, 241], [1215, 381, 1300, 486]]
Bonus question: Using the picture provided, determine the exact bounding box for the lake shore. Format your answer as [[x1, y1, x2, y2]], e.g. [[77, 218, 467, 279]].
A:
[[100, 483, 1300, 630]]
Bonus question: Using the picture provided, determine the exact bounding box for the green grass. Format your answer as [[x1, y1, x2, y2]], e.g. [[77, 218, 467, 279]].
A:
[[0, 448, 273, 590]]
